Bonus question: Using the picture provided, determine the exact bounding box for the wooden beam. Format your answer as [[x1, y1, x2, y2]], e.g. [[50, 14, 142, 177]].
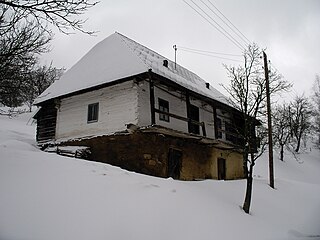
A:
[[154, 108, 204, 127], [185, 91, 192, 133], [201, 122, 207, 137], [148, 70, 156, 125], [155, 108, 188, 122], [213, 105, 218, 139]]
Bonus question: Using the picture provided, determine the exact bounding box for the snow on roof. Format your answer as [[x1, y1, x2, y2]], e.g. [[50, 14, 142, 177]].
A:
[[34, 32, 229, 106]]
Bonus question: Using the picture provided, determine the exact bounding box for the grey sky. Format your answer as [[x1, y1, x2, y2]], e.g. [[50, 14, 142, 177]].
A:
[[42, 0, 320, 99]]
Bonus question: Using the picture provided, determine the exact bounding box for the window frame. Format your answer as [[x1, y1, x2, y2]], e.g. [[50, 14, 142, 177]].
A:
[[225, 121, 233, 142], [216, 117, 223, 139], [188, 104, 200, 135], [87, 102, 99, 123], [158, 98, 170, 122]]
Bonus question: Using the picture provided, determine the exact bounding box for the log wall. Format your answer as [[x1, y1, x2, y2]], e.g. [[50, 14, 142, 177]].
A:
[[35, 101, 57, 144]]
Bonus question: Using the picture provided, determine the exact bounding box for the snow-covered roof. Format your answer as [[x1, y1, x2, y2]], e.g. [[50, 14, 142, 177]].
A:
[[34, 32, 229, 105]]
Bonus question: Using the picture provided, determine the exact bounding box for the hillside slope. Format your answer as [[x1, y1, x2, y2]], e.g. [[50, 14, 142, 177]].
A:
[[0, 111, 319, 240]]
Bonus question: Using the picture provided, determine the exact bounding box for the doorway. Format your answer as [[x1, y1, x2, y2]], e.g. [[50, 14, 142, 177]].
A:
[[217, 158, 226, 180], [168, 148, 182, 179]]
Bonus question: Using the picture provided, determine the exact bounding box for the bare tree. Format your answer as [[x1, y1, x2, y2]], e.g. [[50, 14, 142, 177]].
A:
[[289, 95, 312, 153], [223, 43, 291, 214], [23, 63, 64, 112], [0, 0, 97, 109], [0, 6, 51, 107], [0, 0, 98, 68], [0, 0, 98, 35], [272, 103, 291, 161]]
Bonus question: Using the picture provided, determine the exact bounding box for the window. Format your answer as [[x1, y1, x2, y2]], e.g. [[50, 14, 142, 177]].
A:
[[159, 98, 169, 122], [217, 118, 222, 139], [87, 103, 99, 123], [188, 104, 200, 134], [225, 121, 233, 142]]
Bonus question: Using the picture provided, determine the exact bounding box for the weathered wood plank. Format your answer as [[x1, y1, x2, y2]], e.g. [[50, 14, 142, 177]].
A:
[[35, 101, 57, 143]]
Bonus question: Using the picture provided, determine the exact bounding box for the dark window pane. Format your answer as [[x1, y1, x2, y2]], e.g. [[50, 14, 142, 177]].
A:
[[87, 103, 99, 123], [189, 104, 200, 134], [225, 121, 233, 141], [217, 118, 222, 138], [159, 98, 169, 122]]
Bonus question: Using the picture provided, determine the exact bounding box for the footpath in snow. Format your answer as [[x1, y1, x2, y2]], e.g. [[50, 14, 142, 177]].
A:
[[0, 111, 320, 240]]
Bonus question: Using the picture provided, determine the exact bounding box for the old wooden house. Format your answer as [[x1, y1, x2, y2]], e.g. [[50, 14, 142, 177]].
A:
[[34, 32, 249, 180]]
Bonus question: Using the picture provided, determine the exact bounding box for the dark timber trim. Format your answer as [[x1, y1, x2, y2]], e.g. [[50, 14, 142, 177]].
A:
[[201, 123, 207, 137], [154, 108, 206, 138], [148, 70, 156, 125], [213, 105, 218, 139], [186, 91, 192, 133]]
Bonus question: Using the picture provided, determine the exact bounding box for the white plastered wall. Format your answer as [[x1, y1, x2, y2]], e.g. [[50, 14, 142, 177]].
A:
[[56, 80, 138, 141]]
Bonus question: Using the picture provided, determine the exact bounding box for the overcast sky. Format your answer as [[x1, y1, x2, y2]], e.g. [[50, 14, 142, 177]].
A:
[[42, 0, 320, 99]]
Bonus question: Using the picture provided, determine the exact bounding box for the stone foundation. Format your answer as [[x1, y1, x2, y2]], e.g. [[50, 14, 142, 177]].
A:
[[58, 130, 244, 181]]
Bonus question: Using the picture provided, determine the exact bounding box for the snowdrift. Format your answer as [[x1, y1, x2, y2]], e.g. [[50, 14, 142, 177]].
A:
[[0, 111, 320, 240]]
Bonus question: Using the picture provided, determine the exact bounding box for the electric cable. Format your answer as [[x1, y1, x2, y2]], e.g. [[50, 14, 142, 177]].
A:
[[206, 0, 252, 45], [189, 0, 247, 50], [183, 0, 245, 51], [179, 48, 242, 62], [177, 46, 243, 57]]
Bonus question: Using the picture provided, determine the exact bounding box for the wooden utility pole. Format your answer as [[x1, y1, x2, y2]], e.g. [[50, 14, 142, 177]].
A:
[[263, 51, 275, 189]]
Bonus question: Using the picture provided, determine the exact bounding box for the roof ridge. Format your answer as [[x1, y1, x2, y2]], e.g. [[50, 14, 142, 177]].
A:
[[114, 32, 151, 71], [115, 32, 169, 60], [114, 32, 207, 83]]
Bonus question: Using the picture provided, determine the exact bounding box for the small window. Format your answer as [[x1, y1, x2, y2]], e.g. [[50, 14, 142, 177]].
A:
[[225, 121, 233, 141], [87, 103, 99, 123], [159, 98, 169, 122], [188, 104, 200, 134], [217, 118, 222, 139]]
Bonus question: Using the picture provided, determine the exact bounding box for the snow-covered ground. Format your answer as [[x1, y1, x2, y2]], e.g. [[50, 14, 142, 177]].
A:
[[0, 111, 319, 240]]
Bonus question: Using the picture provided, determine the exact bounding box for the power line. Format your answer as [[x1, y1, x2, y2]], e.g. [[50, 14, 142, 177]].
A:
[[206, 0, 252, 45], [177, 46, 243, 57], [179, 48, 242, 62], [183, 0, 245, 51], [200, 0, 250, 47], [189, 0, 247, 50]]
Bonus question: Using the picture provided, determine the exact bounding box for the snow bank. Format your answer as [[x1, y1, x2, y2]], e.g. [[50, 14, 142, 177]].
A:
[[0, 112, 319, 240]]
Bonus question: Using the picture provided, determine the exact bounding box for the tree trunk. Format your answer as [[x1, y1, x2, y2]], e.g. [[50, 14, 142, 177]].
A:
[[28, 102, 32, 112], [242, 175, 253, 214], [242, 154, 255, 214], [280, 144, 284, 161], [295, 128, 304, 152], [243, 151, 248, 177], [295, 136, 301, 152]]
